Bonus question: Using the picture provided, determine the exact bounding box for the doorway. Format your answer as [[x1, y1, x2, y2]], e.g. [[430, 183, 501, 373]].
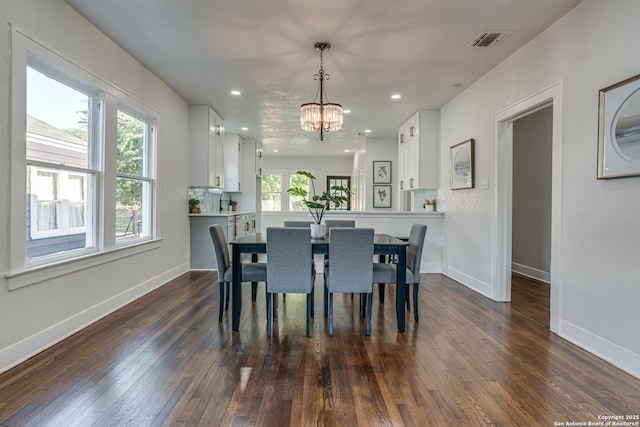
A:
[[512, 106, 553, 284], [491, 82, 563, 333]]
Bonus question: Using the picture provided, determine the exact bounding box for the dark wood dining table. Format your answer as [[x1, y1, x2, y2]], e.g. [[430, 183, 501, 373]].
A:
[[230, 232, 409, 332]]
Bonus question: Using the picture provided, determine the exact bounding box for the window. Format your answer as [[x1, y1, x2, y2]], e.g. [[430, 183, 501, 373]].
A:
[[289, 172, 310, 211], [25, 65, 96, 261], [10, 29, 158, 279], [326, 176, 351, 210], [261, 173, 282, 211], [116, 109, 154, 243]]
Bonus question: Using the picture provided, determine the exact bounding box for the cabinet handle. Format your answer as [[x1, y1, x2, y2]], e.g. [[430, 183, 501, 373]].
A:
[[216, 176, 221, 187], [400, 133, 404, 143], [400, 180, 404, 190], [410, 125, 414, 137], [410, 178, 414, 188], [238, 183, 241, 191]]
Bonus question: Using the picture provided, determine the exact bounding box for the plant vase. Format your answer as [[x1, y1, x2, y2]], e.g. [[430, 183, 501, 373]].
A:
[[310, 223, 325, 239]]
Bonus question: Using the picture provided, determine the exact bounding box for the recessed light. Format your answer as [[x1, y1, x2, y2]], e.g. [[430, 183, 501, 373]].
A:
[[241, 127, 248, 131], [343, 109, 351, 114], [364, 129, 372, 133], [344, 149, 350, 152], [230, 90, 241, 96], [273, 149, 279, 153], [391, 94, 402, 99]]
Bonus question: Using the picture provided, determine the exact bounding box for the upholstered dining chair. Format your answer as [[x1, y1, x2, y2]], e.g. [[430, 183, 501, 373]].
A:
[[266, 227, 315, 337], [323, 227, 374, 336], [324, 219, 355, 230], [373, 223, 427, 322], [283, 221, 313, 227], [209, 224, 267, 322]]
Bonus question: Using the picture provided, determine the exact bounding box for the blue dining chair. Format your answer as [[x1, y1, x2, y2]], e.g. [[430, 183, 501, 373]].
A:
[[266, 227, 315, 337], [209, 224, 267, 322], [323, 227, 374, 336], [283, 221, 313, 227], [373, 223, 427, 322], [324, 219, 355, 229]]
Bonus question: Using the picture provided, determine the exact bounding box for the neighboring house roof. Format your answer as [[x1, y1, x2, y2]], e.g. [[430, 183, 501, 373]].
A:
[[26, 115, 87, 167]]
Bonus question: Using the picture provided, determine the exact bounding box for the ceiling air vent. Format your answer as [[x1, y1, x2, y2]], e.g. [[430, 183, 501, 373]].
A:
[[467, 31, 513, 48]]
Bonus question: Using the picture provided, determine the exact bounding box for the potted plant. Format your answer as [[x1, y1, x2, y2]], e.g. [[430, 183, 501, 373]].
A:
[[230, 200, 238, 211], [287, 170, 350, 238], [188, 198, 201, 214]]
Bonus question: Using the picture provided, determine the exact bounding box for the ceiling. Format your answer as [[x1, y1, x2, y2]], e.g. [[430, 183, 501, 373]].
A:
[[64, 0, 582, 156]]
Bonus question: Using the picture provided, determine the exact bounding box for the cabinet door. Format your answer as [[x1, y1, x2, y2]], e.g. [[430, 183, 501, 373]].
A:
[[408, 137, 420, 189], [255, 142, 263, 176], [398, 142, 409, 191], [224, 135, 243, 192]]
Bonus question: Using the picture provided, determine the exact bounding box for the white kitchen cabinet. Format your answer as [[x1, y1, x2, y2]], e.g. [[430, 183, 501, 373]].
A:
[[397, 110, 439, 191], [223, 133, 244, 192], [189, 105, 225, 187]]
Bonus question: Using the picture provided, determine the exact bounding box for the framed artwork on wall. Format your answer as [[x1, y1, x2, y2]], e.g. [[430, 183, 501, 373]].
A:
[[598, 73, 640, 179], [373, 185, 392, 208], [450, 139, 475, 190], [373, 161, 392, 184]]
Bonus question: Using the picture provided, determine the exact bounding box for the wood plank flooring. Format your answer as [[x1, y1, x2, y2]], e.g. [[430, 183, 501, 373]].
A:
[[0, 272, 638, 426]]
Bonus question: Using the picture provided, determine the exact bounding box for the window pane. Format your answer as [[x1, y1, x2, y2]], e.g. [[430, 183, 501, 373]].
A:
[[26, 67, 89, 168], [26, 165, 92, 260], [117, 110, 145, 175], [116, 177, 147, 241], [261, 174, 281, 211], [289, 173, 309, 211]]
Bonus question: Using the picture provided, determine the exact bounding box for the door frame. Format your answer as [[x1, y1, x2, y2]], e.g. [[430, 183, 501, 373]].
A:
[[491, 81, 564, 333]]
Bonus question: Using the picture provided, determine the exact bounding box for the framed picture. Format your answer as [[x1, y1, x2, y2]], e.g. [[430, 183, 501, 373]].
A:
[[373, 185, 392, 208], [373, 161, 392, 184], [450, 139, 474, 190], [598, 73, 640, 179]]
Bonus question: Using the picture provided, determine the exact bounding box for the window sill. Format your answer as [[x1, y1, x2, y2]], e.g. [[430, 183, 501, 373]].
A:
[[5, 238, 162, 291]]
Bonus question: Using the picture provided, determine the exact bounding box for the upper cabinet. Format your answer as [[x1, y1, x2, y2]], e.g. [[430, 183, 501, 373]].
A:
[[189, 105, 225, 187], [243, 138, 263, 176], [223, 133, 244, 192], [398, 110, 439, 191]]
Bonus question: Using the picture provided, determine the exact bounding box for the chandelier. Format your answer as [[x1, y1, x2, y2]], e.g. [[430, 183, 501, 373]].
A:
[[300, 42, 343, 141]]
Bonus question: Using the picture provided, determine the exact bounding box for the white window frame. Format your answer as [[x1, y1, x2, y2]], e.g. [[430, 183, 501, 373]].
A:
[[114, 105, 156, 247], [261, 169, 314, 212], [8, 28, 159, 288]]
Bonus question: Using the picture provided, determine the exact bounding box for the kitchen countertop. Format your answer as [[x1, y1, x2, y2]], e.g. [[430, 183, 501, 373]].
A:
[[189, 211, 256, 217]]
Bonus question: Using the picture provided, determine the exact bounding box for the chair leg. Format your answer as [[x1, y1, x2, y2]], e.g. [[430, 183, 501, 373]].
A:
[[306, 293, 311, 337], [413, 283, 419, 322], [310, 285, 315, 318], [366, 292, 373, 336], [251, 282, 258, 302], [224, 282, 230, 311], [324, 283, 329, 318], [266, 292, 272, 337], [273, 293, 278, 318], [218, 282, 225, 322], [406, 286, 411, 311], [378, 284, 385, 303], [328, 293, 334, 336], [359, 293, 366, 318]]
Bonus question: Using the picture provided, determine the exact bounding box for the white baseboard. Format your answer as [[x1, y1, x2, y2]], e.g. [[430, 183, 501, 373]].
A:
[[560, 319, 640, 380], [442, 265, 491, 298], [0, 263, 189, 375], [421, 262, 442, 274], [512, 262, 550, 283]]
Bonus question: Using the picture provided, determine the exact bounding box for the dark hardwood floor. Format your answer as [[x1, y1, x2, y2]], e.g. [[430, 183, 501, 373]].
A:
[[1, 272, 638, 426]]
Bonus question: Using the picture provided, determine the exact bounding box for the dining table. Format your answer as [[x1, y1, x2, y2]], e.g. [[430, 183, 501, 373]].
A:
[[230, 232, 410, 332]]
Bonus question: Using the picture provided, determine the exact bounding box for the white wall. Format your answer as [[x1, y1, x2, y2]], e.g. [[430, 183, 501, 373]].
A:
[[440, 0, 640, 378], [0, 0, 190, 372], [363, 138, 399, 211]]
